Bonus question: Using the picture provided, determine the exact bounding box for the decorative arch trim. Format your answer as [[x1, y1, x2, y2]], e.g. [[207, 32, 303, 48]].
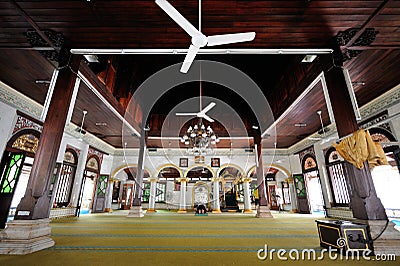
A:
[[302, 154, 318, 172], [7, 128, 41, 156], [110, 164, 151, 180], [246, 164, 291, 178], [184, 164, 216, 178], [85, 155, 101, 172], [155, 163, 183, 177], [216, 163, 245, 177]]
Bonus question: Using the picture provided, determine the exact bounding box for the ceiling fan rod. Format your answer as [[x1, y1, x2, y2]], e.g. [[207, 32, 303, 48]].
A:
[[79, 110, 87, 133], [198, 0, 201, 32]]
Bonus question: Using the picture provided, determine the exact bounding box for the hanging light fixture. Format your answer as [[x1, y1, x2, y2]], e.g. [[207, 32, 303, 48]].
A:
[[180, 118, 219, 155]]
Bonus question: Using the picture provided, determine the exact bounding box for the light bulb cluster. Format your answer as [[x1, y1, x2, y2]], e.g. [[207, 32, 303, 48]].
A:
[[180, 120, 220, 155]]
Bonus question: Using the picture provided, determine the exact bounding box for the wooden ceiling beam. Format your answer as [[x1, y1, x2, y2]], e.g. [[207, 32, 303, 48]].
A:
[[8, 0, 58, 50], [343, 0, 392, 48]]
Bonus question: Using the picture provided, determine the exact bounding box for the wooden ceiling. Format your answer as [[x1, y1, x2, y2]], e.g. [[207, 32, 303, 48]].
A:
[[0, 1, 399, 149]]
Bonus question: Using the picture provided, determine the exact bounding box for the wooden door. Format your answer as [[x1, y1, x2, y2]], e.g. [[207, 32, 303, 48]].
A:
[[293, 174, 310, 214], [0, 152, 26, 228], [92, 174, 109, 213]]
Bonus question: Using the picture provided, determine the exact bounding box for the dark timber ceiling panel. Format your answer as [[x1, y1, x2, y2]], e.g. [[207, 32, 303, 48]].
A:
[[0, 1, 399, 149]]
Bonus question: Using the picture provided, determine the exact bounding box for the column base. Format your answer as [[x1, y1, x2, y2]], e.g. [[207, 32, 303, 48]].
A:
[[126, 206, 145, 218], [212, 209, 221, 213], [243, 209, 254, 214], [256, 205, 274, 218], [367, 220, 400, 256], [0, 218, 55, 255], [177, 209, 187, 213], [146, 209, 157, 213]]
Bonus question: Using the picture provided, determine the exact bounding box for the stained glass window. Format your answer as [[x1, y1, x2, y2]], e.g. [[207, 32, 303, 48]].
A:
[[96, 175, 108, 196], [0, 154, 24, 193]]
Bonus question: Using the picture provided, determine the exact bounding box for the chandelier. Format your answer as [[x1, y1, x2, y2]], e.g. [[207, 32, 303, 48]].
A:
[[180, 118, 219, 155]]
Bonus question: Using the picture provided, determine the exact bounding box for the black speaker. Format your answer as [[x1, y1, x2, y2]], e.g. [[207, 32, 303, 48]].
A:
[[316, 219, 374, 254]]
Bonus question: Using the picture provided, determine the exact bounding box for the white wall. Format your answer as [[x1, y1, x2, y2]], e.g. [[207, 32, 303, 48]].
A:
[[101, 154, 114, 175], [388, 101, 400, 141], [0, 101, 17, 154]]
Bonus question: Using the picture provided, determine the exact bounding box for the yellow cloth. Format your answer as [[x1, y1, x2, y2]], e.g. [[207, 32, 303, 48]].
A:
[[253, 188, 259, 199], [333, 129, 388, 170]]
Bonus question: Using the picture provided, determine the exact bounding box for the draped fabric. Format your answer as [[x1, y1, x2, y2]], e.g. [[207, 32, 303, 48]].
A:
[[333, 129, 388, 170]]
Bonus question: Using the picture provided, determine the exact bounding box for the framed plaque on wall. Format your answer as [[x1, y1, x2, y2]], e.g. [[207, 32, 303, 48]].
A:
[[211, 158, 220, 167], [179, 158, 188, 167]]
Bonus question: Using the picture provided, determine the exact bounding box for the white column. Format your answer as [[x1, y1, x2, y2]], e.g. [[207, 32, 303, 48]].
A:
[[104, 179, 114, 212], [70, 143, 89, 207], [288, 178, 298, 213], [178, 177, 188, 213], [212, 177, 221, 213], [147, 177, 158, 212], [127, 128, 146, 218], [242, 177, 253, 213]]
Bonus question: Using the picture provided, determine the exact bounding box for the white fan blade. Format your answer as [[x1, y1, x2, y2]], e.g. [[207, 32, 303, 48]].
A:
[[207, 32, 256, 46], [155, 0, 200, 37], [176, 113, 198, 116], [199, 102, 216, 114], [200, 114, 214, 122], [181, 44, 199, 73]]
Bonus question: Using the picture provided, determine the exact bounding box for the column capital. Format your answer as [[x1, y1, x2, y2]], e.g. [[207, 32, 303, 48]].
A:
[[178, 177, 189, 183], [149, 177, 159, 183], [242, 177, 252, 183], [211, 177, 221, 182]]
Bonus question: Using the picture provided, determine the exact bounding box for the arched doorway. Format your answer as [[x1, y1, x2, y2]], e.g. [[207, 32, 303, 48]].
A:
[[185, 165, 214, 210], [78, 156, 101, 214], [301, 154, 325, 214], [248, 165, 290, 211], [369, 128, 400, 219], [217, 165, 243, 212], [0, 129, 40, 228], [121, 167, 150, 210], [156, 165, 181, 209]]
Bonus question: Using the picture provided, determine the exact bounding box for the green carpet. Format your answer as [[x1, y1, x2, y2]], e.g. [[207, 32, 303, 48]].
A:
[[0, 211, 398, 265]]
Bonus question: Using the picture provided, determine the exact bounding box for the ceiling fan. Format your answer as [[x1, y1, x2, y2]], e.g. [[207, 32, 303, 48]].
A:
[[308, 110, 334, 144], [175, 62, 216, 122], [176, 101, 215, 122], [155, 0, 256, 73]]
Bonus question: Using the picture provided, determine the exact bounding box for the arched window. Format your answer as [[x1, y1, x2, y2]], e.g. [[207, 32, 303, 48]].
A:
[[53, 149, 78, 207], [86, 157, 99, 171], [325, 147, 350, 206], [303, 155, 317, 171], [300, 154, 325, 214]]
